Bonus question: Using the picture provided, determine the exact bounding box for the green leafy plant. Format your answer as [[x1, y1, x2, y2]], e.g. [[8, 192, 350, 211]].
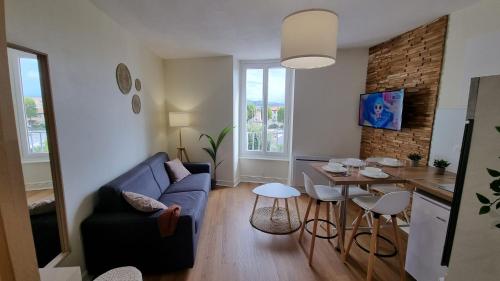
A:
[[199, 126, 233, 184], [408, 153, 423, 161], [476, 126, 500, 228], [433, 159, 451, 168]]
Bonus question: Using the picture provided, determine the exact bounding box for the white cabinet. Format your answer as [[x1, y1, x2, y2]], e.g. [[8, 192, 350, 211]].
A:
[[406, 192, 450, 281]]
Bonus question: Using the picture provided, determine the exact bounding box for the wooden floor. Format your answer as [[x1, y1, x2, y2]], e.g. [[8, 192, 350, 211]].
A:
[[145, 183, 414, 281]]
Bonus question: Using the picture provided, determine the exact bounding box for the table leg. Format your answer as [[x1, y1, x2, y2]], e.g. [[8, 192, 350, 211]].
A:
[[285, 198, 292, 229], [250, 195, 259, 223], [338, 184, 349, 250], [270, 199, 278, 219], [294, 197, 300, 222]]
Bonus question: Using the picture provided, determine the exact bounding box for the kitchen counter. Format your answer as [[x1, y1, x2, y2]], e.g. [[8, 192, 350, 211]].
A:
[[383, 166, 456, 203]]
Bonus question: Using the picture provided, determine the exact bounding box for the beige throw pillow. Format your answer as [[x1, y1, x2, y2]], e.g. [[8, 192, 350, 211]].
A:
[[165, 158, 191, 182], [122, 191, 167, 212]]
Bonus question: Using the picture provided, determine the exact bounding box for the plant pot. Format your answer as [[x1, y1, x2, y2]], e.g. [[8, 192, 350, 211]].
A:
[[211, 179, 217, 188], [435, 167, 445, 175], [410, 160, 420, 167]]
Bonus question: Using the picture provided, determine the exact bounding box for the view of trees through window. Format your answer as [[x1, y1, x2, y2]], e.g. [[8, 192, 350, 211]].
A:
[[245, 67, 287, 154], [20, 57, 48, 154]]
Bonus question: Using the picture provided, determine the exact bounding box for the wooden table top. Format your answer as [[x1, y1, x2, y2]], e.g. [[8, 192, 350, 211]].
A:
[[310, 162, 456, 202], [311, 162, 406, 185]]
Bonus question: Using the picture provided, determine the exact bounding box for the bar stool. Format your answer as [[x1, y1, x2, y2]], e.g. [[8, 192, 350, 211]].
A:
[[344, 191, 410, 281], [370, 184, 410, 223], [299, 172, 344, 266]]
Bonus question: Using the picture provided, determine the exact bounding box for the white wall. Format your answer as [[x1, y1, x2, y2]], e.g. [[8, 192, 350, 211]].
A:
[[232, 58, 240, 185], [22, 162, 53, 190], [5, 0, 167, 271], [292, 48, 369, 158], [430, 0, 500, 171], [163, 56, 235, 186]]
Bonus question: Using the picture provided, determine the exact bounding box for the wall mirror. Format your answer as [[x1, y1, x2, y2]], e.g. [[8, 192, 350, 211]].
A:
[[6, 44, 69, 267]]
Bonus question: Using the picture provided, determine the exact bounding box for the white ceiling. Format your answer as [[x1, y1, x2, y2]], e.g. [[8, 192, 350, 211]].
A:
[[91, 0, 479, 60]]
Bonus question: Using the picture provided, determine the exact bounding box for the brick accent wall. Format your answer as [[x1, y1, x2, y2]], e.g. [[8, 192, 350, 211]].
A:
[[360, 16, 448, 163]]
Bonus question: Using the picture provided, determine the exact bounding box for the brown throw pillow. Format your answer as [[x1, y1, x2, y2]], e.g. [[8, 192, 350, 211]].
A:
[[122, 191, 167, 212], [165, 158, 191, 182]]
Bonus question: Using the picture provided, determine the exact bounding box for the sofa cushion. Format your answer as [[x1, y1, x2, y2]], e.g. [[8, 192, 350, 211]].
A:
[[158, 191, 206, 233], [145, 152, 171, 193], [96, 164, 162, 212], [164, 173, 211, 195], [165, 159, 191, 183]]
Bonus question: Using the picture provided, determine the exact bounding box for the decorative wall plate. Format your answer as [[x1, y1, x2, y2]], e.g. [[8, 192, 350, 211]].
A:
[[116, 63, 132, 94], [135, 78, 142, 91], [132, 94, 141, 114]]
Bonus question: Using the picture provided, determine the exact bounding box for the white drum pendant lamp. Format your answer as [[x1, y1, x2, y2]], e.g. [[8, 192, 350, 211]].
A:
[[281, 9, 339, 69]]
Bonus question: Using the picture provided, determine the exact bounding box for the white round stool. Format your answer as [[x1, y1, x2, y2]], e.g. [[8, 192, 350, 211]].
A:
[[94, 266, 142, 281]]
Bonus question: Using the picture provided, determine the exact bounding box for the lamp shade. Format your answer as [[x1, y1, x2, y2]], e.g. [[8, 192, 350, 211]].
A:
[[281, 9, 338, 69], [169, 112, 190, 127]]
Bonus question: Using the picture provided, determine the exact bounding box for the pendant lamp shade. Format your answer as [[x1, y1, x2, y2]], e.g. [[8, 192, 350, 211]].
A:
[[281, 9, 338, 69]]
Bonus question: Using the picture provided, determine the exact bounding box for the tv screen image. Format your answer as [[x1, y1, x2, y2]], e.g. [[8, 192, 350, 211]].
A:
[[359, 89, 404, 131]]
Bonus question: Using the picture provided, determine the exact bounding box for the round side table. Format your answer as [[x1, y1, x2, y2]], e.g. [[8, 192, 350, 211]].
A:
[[250, 183, 302, 234]]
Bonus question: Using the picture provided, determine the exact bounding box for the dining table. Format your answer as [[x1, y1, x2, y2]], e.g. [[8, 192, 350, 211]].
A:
[[310, 161, 456, 251]]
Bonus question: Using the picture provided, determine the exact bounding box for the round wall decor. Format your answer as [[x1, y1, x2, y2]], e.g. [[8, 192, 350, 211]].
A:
[[132, 94, 141, 114], [116, 63, 132, 94], [135, 78, 142, 91]]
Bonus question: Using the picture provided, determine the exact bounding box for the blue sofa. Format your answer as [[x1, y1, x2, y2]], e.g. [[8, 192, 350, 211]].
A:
[[81, 152, 211, 275]]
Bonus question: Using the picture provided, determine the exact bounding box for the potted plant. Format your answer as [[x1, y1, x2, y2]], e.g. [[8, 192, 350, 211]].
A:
[[199, 126, 233, 187], [408, 153, 423, 167], [433, 159, 450, 175]]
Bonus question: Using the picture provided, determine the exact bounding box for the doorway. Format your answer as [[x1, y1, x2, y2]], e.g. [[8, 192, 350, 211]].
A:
[[6, 44, 69, 267]]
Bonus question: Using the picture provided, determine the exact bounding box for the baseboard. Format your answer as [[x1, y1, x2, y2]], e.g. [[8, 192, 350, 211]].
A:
[[25, 181, 53, 190], [216, 179, 235, 187], [239, 175, 288, 184]]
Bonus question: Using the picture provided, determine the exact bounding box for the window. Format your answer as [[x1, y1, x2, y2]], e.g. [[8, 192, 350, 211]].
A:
[[240, 61, 293, 159], [7, 48, 49, 162]]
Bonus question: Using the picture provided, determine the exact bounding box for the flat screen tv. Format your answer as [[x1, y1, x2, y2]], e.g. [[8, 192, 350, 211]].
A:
[[358, 89, 404, 131]]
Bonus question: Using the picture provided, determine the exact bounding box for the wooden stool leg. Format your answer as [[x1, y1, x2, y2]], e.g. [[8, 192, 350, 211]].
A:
[[250, 195, 259, 223], [294, 197, 300, 222], [270, 199, 278, 219], [332, 203, 344, 254], [343, 208, 364, 262], [285, 198, 292, 229], [326, 202, 331, 242], [309, 200, 321, 266], [391, 215, 406, 281], [299, 198, 313, 241], [183, 149, 190, 162], [367, 214, 381, 281]]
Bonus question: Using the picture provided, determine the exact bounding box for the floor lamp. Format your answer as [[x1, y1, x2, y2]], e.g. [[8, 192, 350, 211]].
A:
[[169, 112, 191, 162]]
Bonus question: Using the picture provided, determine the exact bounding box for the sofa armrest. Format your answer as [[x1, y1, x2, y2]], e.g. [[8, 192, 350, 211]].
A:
[[183, 162, 211, 174]]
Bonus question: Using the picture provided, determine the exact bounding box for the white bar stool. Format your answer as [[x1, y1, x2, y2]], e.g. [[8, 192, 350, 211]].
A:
[[344, 191, 410, 281], [299, 173, 344, 266]]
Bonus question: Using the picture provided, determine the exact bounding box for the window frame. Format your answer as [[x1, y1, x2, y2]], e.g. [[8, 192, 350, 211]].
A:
[[7, 48, 49, 163], [239, 60, 293, 160]]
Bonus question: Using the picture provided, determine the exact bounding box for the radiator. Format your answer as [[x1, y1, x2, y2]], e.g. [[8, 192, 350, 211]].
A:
[[292, 155, 331, 191]]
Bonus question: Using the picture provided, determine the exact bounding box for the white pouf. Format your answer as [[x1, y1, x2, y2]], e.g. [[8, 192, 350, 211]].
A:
[[94, 266, 142, 281]]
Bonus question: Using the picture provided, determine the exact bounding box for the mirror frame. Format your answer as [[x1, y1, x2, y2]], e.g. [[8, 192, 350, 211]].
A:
[[7, 43, 70, 267]]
